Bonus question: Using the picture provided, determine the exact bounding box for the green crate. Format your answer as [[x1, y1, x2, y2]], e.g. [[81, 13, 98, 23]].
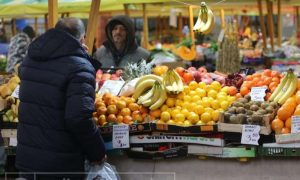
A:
[[258, 147, 300, 157]]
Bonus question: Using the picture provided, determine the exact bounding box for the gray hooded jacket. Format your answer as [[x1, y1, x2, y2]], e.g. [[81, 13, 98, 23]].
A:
[[94, 15, 150, 68]]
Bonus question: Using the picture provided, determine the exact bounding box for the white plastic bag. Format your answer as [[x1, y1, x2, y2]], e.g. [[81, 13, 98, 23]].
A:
[[86, 162, 121, 180], [118, 78, 139, 97]]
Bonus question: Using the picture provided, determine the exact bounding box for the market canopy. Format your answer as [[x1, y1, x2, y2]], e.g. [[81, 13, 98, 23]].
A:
[[0, 0, 123, 17]]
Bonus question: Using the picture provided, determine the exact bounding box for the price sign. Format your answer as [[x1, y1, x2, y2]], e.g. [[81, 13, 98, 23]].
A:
[[113, 125, 129, 149], [11, 85, 20, 99], [98, 80, 125, 96], [9, 137, 17, 146], [291, 116, 300, 134], [250, 86, 267, 102], [241, 125, 260, 145]]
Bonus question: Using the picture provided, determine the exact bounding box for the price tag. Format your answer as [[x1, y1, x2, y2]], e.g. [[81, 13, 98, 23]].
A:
[[11, 85, 20, 99], [250, 86, 267, 102], [291, 116, 300, 134], [241, 125, 260, 145], [98, 80, 125, 96], [113, 125, 129, 149], [9, 137, 17, 146], [218, 29, 225, 42]]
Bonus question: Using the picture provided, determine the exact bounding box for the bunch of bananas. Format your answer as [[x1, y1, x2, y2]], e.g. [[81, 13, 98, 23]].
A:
[[133, 74, 167, 110], [3, 96, 19, 123], [193, 2, 215, 35], [163, 70, 183, 95], [269, 70, 298, 105]]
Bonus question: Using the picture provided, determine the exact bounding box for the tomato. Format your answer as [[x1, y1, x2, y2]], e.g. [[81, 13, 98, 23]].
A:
[[175, 67, 185, 77]]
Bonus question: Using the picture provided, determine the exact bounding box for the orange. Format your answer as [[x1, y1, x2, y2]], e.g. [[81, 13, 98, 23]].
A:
[[296, 91, 300, 104], [281, 127, 291, 134], [285, 117, 292, 129], [263, 69, 272, 77], [269, 82, 278, 90], [128, 103, 140, 111], [271, 77, 280, 84], [271, 71, 281, 77], [240, 86, 250, 96], [228, 86, 238, 96], [235, 93, 242, 99], [277, 106, 293, 121], [271, 118, 284, 132], [263, 77, 272, 85], [294, 108, 300, 116], [245, 75, 253, 81], [150, 109, 161, 118]]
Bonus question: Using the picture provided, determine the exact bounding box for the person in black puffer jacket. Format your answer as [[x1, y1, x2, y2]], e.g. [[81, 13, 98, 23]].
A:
[[16, 18, 106, 180]]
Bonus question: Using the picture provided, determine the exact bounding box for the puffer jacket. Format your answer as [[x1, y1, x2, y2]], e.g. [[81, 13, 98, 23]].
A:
[[94, 15, 150, 68], [16, 29, 105, 175]]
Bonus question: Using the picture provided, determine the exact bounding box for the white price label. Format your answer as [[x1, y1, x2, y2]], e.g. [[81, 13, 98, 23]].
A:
[[9, 137, 17, 146], [11, 85, 20, 99], [112, 125, 129, 149], [241, 125, 260, 145], [250, 86, 267, 102], [98, 80, 125, 96], [291, 116, 300, 134]]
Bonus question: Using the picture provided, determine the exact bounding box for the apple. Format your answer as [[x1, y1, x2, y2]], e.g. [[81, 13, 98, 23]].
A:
[[97, 106, 107, 115], [193, 71, 202, 82], [187, 67, 197, 72], [175, 67, 185, 77], [101, 73, 111, 80], [198, 66, 207, 74]]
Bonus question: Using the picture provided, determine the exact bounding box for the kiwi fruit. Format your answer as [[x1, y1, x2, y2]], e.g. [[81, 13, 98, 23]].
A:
[[244, 94, 251, 101], [250, 104, 259, 111], [233, 102, 244, 107], [238, 98, 248, 104], [244, 103, 251, 110], [227, 107, 237, 114], [246, 110, 253, 115], [224, 112, 231, 123], [261, 102, 269, 109], [237, 114, 247, 124], [252, 114, 263, 125], [269, 101, 278, 109], [229, 115, 240, 124], [253, 101, 262, 107], [265, 106, 274, 113], [257, 109, 267, 115], [236, 107, 246, 114]]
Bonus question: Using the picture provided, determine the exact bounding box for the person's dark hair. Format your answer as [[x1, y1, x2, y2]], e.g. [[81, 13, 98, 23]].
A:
[[55, 18, 85, 40], [22, 26, 35, 40]]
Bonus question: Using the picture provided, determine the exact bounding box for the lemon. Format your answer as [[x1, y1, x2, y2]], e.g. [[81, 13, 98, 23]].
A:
[[167, 120, 176, 125], [176, 121, 184, 126], [181, 109, 190, 118], [160, 104, 169, 112], [201, 99, 210, 108], [187, 112, 199, 124], [208, 90, 218, 99], [201, 112, 212, 123], [183, 120, 192, 127], [161, 111, 171, 122], [183, 86, 190, 94], [217, 94, 227, 102], [189, 81, 198, 90], [204, 107, 214, 114], [175, 113, 185, 122], [221, 87, 229, 94], [220, 101, 229, 110], [156, 120, 165, 124], [175, 99, 183, 107], [212, 110, 220, 122], [211, 100, 220, 109], [207, 121, 216, 125], [166, 97, 176, 107], [194, 105, 205, 115], [195, 88, 206, 97], [218, 91, 227, 96], [211, 81, 222, 92], [192, 95, 201, 102], [189, 90, 197, 97], [196, 120, 205, 125], [183, 95, 192, 102], [198, 82, 206, 89], [187, 103, 197, 112], [171, 109, 181, 119], [182, 102, 190, 110], [176, 93, 184, 100], [196, 100, 203, 105]]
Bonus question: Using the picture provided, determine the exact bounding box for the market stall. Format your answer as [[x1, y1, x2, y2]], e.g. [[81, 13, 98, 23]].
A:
[[1, 0, 300, 179]]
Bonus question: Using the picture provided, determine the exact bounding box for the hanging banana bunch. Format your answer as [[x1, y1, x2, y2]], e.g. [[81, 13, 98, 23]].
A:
[[193, 2, 215, 34]]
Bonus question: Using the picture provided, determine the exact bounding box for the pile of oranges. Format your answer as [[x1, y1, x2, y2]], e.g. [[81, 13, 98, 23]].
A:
[[240, 69, 282, 100]]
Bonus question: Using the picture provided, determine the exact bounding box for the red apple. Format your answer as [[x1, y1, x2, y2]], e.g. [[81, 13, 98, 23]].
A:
[[187, 67, 197, 72], [198, 66, 207, 74], [175, 67, 185, 77], [193, 71, 202, 82]]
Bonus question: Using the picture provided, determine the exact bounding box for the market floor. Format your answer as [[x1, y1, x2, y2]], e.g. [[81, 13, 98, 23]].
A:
[[108, 155, 300, 180]]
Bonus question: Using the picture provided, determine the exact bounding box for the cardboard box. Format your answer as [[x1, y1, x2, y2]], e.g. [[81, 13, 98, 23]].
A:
[[188, 145, 223, 155], [130, 135, 224, 147], [152, 123, 218, 134], [275, 133, 300, 144], [99, 123, 152, 136]]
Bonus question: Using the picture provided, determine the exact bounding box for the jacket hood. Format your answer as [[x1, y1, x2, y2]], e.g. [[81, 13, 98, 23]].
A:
[[28, 29, 88, 61], [103, 15, 138, 65]]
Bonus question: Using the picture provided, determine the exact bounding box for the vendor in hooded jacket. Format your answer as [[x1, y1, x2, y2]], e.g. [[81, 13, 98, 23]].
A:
[[94, 15, 150, 68]]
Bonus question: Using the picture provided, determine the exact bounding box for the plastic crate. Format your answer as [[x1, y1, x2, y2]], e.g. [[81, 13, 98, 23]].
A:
[[258, 147, 300, 157]]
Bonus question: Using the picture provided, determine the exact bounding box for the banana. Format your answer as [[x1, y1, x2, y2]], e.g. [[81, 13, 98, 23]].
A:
[[132, 79, 155, 100], [135, 74, 163, 88], [278, 74, 298, 105], [273, 74, 293, 103], [137, 86, 155, 104], [193, 2, 214, 35], [269, 72, 289, 101], [201, 10, 215, 35], [171, 70, 184, 94], [142, 83, 161, 107], [149, 86, 167, 110]]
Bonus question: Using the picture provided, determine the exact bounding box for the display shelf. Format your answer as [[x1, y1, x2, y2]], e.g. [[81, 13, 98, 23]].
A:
[[258, 147, 300, 157]]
